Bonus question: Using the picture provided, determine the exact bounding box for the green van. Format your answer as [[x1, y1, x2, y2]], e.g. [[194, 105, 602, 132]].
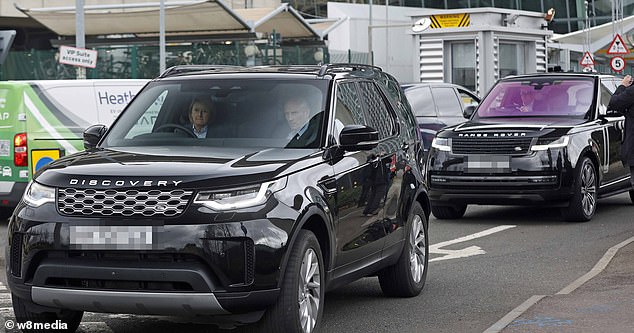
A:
[[0, 79, 148, 214]]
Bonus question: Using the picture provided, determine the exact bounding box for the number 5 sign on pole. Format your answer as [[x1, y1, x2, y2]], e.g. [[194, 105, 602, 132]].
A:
[[611, 56, 626, 72]]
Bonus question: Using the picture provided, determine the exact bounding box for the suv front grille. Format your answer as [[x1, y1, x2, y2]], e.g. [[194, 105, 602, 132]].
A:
[[58, 188, 193, 217], [452, 137, 533, 155]]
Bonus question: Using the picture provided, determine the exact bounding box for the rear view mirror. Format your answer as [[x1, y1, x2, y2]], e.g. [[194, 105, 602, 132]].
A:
[[339, 125, 379, 151], [83, 125, 108, 150], [463, 105, 476, 119]]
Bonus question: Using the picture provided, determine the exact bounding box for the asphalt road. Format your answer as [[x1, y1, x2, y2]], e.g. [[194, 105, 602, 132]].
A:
[[0, 193, 632, 333]]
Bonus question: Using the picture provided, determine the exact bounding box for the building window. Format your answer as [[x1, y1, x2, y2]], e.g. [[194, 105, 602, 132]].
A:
[[423, 0, 446, 8], [520, 1, 542, 12], [493, 0, 517, 9], [471, 0, 493, 7], [450, 42, 476, 92], [447, 0, 471, 9], [499, 42, 525, 78]]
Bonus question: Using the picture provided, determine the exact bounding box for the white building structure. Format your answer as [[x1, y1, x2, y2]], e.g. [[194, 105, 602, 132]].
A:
[[326, 3, 553, 95], [326, 2, 414, 82]]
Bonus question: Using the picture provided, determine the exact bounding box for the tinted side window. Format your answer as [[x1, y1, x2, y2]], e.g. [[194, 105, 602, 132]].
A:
[[358, 81, 396, 139], [379, 72, 403, 104], [406, 86, 435, 117], [334, 82, 366, 142], [379, 72, 418, 141], [432, 87, 463, 117], [600, 82, 613, 118], [125, 90, 167, 139]]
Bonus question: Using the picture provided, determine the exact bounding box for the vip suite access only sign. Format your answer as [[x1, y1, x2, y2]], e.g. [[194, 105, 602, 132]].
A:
[[59, 45, 98, 68]]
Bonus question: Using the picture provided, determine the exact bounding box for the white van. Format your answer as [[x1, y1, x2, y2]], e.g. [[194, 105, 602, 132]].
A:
[[0, 79, 149, 213]]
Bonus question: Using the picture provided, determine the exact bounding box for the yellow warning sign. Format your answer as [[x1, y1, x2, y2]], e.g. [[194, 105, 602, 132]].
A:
[[430, 14, 470, 28], [31, 149, 61, 174]]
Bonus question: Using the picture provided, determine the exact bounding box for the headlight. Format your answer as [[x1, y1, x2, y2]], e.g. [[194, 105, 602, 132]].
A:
[[23, 181, 56, 207], [531, 135, 570, 151], [194, 177, 287, 211], [431, 137, 451, 152]]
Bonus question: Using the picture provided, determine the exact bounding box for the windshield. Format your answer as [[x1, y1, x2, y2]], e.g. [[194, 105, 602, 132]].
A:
[[474, 77, 595, 120], [103, 78, 329, 149]]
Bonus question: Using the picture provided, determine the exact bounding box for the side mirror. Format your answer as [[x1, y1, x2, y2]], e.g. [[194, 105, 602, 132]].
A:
[[339, 125, 379, 151], [463, 105, 477, 119], [83, 125, 108, 150]]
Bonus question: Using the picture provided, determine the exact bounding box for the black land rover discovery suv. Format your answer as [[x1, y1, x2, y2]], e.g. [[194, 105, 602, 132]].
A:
[[6, 64, 430, 332]]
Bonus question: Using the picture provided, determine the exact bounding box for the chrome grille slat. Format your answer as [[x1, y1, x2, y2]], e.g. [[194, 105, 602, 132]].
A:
[[58, 188, 193, 217], [452, 137, 532, 154]]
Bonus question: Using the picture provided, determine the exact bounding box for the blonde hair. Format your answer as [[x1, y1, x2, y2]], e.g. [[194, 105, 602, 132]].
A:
[[188, 97, 215, 122]]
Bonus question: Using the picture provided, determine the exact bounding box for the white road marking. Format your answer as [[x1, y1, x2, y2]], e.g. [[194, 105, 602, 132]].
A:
[[0, 225, 515, 330], [483, 235, 634, 333], [430, 225, 516, 262], [557, 235, 634, 294]]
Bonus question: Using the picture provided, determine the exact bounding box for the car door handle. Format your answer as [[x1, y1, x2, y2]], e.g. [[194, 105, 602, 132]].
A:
[[318, 177, 337, 195]]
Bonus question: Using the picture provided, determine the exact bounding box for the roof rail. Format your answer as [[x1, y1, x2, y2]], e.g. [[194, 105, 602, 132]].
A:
[[159, 65, 244, 78], [318, 63, 382, 77]]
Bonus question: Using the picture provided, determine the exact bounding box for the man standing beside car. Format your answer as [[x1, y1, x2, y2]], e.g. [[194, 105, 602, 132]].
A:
[[607, 74, 634, 188]]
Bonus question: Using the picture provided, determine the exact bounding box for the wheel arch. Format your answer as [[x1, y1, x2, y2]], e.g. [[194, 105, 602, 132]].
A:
[[415, 190, 431, 221], [567, 141, 601, 187], [277, 205, 332, 289], [578, 147, 601, 182], [575, 135, 603, 178]]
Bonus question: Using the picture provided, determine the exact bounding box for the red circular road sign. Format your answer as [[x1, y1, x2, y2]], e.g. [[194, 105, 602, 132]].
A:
[[611, 56, 626, 72]]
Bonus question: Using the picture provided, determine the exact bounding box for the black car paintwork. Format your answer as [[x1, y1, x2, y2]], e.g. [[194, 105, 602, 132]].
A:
[[402, 82, 480, 152], [6, 66, 430, 326], [427, 73, 631, 214]]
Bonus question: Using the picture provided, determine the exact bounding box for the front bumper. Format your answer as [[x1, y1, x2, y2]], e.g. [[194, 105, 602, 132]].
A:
[[427, 148, 574, 205], [6, 201, 293, 317], [32, 287, 229, 316]]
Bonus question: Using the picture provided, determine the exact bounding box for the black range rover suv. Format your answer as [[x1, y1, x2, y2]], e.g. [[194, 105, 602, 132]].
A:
[[6, 64, 430, 332], [428, 72, 633, 222]]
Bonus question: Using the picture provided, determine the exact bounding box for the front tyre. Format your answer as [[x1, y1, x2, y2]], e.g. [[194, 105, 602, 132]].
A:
[[12, 294, 83, 333], [259, 230, 324, 333], [378, 202, 428, 297], [561, 157, 597, 222]]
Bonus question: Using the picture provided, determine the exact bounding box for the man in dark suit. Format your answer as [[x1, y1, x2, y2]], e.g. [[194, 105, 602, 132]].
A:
[[282, 96, 322, 148], [608, 74, 634, 188]]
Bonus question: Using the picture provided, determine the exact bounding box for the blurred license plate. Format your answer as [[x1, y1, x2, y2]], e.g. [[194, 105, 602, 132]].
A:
[[465, 155, 510, 173], [70, 225, 158, 250]]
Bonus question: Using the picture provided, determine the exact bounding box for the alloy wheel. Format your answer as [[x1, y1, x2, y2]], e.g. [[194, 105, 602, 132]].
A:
[[580, 162, 597, 217], [409, 215, 427, 283], [298, 248, 321, 333]]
